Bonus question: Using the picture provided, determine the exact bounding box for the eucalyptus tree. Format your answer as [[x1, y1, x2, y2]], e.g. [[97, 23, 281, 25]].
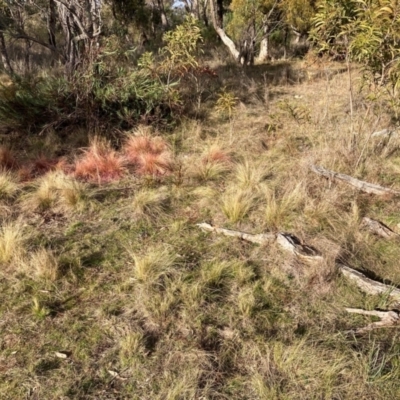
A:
[[209, 0, 317, 64]]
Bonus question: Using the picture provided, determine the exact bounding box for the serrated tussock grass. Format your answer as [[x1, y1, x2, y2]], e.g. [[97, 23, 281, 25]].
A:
[[130, 246, 177, 284], [0, 221, 27, 267], [132, 187, 170, 218], [23, 248, 60, 281], [221, 187, 255, 223], [22, 171, 87, 212], [0, 170, 19, 199]]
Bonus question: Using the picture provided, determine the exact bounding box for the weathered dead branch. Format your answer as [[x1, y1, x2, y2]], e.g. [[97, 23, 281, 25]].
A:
[[345, 308, 400, 333], [310, 164, 400, 196], [360, 217, 399, 239], [197, 223, 322, 262], [198, 222, 400, 332], [371, 128, 399, 138], [197, 223, 275, 245], [338, 263, 400, 301], [276, 233, 323, 261]]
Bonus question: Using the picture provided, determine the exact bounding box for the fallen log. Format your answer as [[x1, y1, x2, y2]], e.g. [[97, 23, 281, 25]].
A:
[[345, 308, 400, 333], [197, 222, 400, 332], [197, 223, 322, 262], [338, 263, 400, 301], [360, 217, 399, 239], [371, 129, 399, 138], [196, 223, 275, 245], [310, 164, 400, 196]]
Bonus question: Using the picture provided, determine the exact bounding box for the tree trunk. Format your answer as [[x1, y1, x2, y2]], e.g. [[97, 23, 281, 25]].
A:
[[256, 37, 269, 63], [0, 31, 14, 75], [256, 19, 271, 63], [55, 0, 103, 75], [209, 0, 240, 61], [216, 0, 223, 27], [48, 0, 58, 65], [157, 0, 169, 29]]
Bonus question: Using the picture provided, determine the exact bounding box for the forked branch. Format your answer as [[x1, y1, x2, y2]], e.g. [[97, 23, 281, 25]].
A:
[[345, 308, 400, 333]]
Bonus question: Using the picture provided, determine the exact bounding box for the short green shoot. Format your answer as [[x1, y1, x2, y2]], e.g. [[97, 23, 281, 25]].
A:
[[32, 297, 51, 320]]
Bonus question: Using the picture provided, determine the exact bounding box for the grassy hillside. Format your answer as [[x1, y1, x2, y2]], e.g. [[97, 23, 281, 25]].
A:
[[1, 60, 400, 399]]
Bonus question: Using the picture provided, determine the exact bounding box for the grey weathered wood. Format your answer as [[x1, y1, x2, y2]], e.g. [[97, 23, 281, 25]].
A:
[[197, 223, 322, 261], [338, 263, 400, 300], [345, 308, 400, 333], [310, 164, 400, 196], [371, 129, 399, 138], [360, 217, 399, 239], [197, 223, 400, 332], [197, 223, 275, 245]]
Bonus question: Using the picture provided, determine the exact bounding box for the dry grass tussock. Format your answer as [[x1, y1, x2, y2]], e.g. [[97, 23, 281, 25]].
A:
[[0, 170, 19, 199], [22, 170, 87, 212], [221, 186, 256, 223], [3, 63, 400, 399], [22, 248, 59, 281], [129, 246, 176, 284], [0, 221, 27, 267], [131, 186, 170, 218], [191, 144, 231, 181]]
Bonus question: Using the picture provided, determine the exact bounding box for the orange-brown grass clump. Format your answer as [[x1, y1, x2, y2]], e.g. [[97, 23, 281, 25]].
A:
[[74, 139, 126, 184], [202, 145, 231, 165], [123, 135, 174, 177], [0, 146, 18, 170]]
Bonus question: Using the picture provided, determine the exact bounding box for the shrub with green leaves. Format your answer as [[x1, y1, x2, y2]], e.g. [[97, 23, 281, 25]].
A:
[[311, 0, 400, 119], [0, 17, 204, 135]]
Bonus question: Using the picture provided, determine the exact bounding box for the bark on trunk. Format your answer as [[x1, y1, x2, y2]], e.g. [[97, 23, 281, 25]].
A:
[[209, 0, 240, 61], [216, 0, 223, 28], [0, 31, 13, 75], [157, 0, 169, 29], [256, 37, 269, 63], [48, 0, 57, 64]]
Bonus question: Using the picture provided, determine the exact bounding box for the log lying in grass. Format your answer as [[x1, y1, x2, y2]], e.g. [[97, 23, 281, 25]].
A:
[[338, 263, 400, 301], [371, 129, 399, 138], [345, 308, 400, 333], [197, 223, 322, 262], [310, 164, 400, 196], [360, 217, 399, 239], [276, 233, 323, 261], [196, 223, 275, 245], [198, 222, 400, 332]]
